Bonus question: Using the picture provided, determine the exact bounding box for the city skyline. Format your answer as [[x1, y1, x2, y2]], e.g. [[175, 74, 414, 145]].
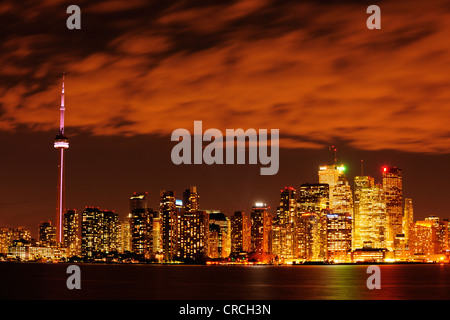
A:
[[1, 0, 450, 236]]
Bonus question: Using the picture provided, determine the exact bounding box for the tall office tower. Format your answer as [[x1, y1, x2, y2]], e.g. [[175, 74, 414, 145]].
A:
[[353, 176, 387, 250], [118, 218, 131, 253], [63, 209, 80, 256], [318, 147, 346, 209], [208, 211, 231, 258], [298, 183, 329, 213], [183, 186, 200, 213], [296, 212, 327, 261], [130, 207, 159, 257], [38, 221, 57, 247], [251, 203, 273, 255], [230, 211, 250, 253], [326, 211, 352, 262], [272, 187, 298, 262], [297, 184, 329, 260], [160, 190, 178, 262], [130, 192, 148, 212], [403, 198, 414, 246], [54, 73, 69, 243], [81, 207, 119, 259], [177, 210, 209, 261], [382, 166, 403, 250], [410, 220, 439, 256]]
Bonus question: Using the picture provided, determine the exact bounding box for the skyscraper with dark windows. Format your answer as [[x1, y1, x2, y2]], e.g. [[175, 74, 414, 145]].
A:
[[130, 192, 148, 212], [208, 211, 231, 259], [231, 211, 250, 254]]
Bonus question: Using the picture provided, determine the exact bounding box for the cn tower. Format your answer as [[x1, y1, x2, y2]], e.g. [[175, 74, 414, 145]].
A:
[[54, 73, 69, 243]]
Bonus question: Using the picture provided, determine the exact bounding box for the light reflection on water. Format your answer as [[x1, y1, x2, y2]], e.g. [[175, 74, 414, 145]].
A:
[[1, 263, 449, 300]]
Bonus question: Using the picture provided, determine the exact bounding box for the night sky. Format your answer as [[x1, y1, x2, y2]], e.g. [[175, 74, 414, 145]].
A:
[[1, 0, 450, 237]]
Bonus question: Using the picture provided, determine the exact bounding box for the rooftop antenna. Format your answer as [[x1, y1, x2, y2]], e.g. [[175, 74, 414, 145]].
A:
[[329, 145, 337, 165]]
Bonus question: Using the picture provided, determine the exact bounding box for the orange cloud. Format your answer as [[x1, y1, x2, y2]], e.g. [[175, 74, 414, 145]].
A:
[[1, 0, 450, 154]]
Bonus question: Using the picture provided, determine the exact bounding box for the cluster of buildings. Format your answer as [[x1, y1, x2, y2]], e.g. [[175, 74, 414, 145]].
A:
[[1, 159, 449, 264]]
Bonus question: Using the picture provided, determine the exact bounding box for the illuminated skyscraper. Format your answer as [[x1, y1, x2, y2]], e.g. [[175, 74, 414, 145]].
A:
[[208, 211, 231, 258], [130, 207, 158, 257], [403, 198, 414, 246], [272, 187, 297, 262], [38, 221, 57, 248], [425, 216, 449, 253], [183, 186, 200, 213], [382, 166, 403, 251], [251, 203, 272, 255], [63, 209, 80, 256], [130, 192, 148, 212], [318, 147, 345, 208], [410, 220, 439, 257], [54, 73, 69, 243], [353, 176, 387, 250], [297, 212, 327, 261], [177, 210, 209, 261], [160, 190, 178, 262], [230, 211, 250, 254], [298, 183, 329, 213], [81, 207, 119, 260], [118, 218, 131, 254], [326, 212, 352, 262]]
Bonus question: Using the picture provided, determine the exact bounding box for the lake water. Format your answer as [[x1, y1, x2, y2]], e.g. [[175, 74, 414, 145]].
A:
[[1, 263, 449, 300]]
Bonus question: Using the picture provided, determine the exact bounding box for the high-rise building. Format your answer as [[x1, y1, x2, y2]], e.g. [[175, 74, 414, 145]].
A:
[[410, 220, 439, 257], [130, 208, 158, 257], [177, 210, 209, 261], [160, 190, 178, 262], [425, 216, 449, 254], [251, 203, 272, 255], [353, 176, 387, 250], [38, 221, 57, 248], [230, 211, 250, 254], [183, 186, 200, 213], [130, 192, 148, 212], [54, 74, 69, 243], [297, 184, 329, 261], [318, 164, 346, 208], [296, 212, 327, 261], [272, 187, 297, 262], [326, 212, 352, 262], [118, 218, 132, 254], [81, 207, 119, 260], [208, 211, 231, 259], [63, 209, 80, 256], [298, 183, 329, 213], [382, 166, 403, 251], [403, 198, 414, 246]]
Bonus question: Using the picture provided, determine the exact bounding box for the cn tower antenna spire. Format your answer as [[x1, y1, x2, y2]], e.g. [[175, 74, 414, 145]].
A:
[[54, 72, 69, 244], [60, 72, 65, 135]]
